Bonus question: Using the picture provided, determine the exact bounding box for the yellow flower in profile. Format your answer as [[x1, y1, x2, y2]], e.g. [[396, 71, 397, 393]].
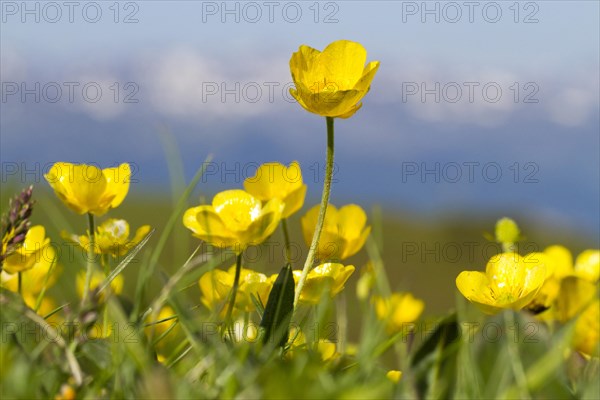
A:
[[291, 262, 355, 304], [44, 162, 130, 216], [183, 190, 283, 253], [63, 219, 151, 258], [76, 270, 123, 301], [301, 204, 371, 261], [456, 253, 546, 314], [386, 370, 403, 384], [289, 40, 380, 119], [373, 292, 425, 333], [573, 300, 599, 357], [243, 161, 307, 219], [199, 266, 273, 314], [3, 226, 51, 274], [1, 246, 58, 294]]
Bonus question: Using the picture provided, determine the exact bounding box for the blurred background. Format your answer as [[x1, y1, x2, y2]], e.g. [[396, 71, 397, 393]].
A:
[[2, 1, 599, 317]]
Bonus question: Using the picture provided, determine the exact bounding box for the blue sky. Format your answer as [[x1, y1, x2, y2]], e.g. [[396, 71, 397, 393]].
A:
[[1, 1, 599, 237]]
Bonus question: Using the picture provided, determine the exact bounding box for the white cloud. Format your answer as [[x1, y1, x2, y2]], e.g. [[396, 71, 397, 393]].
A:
[[137, 47, 293, 120]]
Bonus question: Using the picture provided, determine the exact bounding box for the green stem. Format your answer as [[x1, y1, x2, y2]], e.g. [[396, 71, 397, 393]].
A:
[[102, 255, 110, 338], [82, 213, 96, 305], [17, 272, 22, 295], [281, 218, 292, 265], [294, 116, 335, 307], [224, 253, 243, 334]]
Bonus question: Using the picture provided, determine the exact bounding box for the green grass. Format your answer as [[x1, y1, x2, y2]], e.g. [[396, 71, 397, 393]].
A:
[[0, 171, 598, 399]]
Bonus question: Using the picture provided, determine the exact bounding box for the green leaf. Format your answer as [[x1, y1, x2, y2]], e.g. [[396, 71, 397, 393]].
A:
[[260, 264, 295, 348], [410, 312, 461, 399]]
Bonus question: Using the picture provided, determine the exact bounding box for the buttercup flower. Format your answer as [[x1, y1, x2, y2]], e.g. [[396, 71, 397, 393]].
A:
[[1, 246, 58, 294], [63, 219, 151, 258], [291, 262, 355, 304], [3, 226, 51, 274], [76, 269, 123, 301], [243, 161, 307, 219], [373, 292, 425, 334], [289, 40, 380, 118], [199, 266, 273, 314], [301, 204, 370, 261], [44, 162, 130, 216], [456, 253, 546, 314], [183, 190, 283, 252]]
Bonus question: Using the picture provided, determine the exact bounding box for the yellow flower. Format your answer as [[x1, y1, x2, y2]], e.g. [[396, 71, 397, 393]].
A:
[[145, 306, 180, 354], [243, 161, 307, 219], [199, 266, 273, 314], [288, 327, 338, 361], [301, 204, 371, 261], [183, 190, 283, 253], [574, 249, 599, 283], [292, 262, 355, 304], [76, 270, 123, 301], [373, 292, 425, 334], [456, 253, 546, 314], [1, 246, 58, 294], [3, 226, 51, 274], [44, 162, 130, 216], [289, 39, 380, 118], [573, 300, 599, 357], [63, 219, 151, 258], [386, 370, 403, 384]]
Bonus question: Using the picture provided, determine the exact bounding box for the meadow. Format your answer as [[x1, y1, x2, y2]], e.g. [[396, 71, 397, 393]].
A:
[[1, 40, 598, 399]]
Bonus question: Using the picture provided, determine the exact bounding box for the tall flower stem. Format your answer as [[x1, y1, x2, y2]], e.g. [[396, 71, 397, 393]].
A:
[[281, 218, 292, 265], [294, 117, 335, 307], [17, 272, 22, 295], [224, 252, 243, 333], [102, 255, 110, 337], [82, 213, 96, 305]]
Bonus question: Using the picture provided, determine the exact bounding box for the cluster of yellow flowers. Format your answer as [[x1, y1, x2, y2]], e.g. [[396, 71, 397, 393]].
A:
[[184, 161, 362, 316], [456, 240, 599, 356]]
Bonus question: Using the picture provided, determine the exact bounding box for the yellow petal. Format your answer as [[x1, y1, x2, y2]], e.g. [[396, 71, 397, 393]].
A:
[[244, 198, 283, 247], [337, 204, 367, 240], [573, 300, 600, 357], [183, 205, 238, 248], [544, 245, 574, 278], [213, 190, 262, 232], [102, 163, 131, 209], [318, 40, 368, 90], [456, 271, 499, 314], [282, 184, 307, 218], [553, 276, 597, 323], [574, 249, 599, 282]]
